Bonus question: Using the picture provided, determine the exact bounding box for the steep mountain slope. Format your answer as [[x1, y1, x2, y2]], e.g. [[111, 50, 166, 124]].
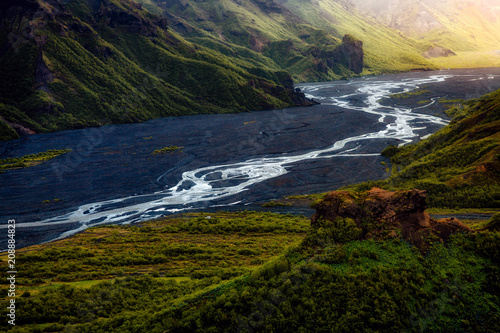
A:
[[153, 0, 437, 81], [279, 0, 439, 72], [290, 0, 500, 68], [0, 0, 309, 140], [158, 0, 500, 78], [2, 0, 498, 141], [371, 88, 500, 208]]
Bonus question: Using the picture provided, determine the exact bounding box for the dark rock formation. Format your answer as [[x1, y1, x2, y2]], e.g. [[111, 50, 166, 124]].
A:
[[252, 0, 283, 14], [35, 51, 54, 91], [329, 34, 364, 74], [422, 45, 456, 59], [311, 188, 471, 251], [290, 87, 319, 107], [253, 75, 318, 108], [1, 118, 36, 135]]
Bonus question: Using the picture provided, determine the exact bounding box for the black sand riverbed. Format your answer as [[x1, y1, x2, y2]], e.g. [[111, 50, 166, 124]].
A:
[[2, 68, 500, 249]]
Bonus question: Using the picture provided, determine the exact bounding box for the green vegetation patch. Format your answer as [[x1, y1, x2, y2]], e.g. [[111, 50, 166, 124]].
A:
[[0, 211, 310, 332], [389, 89, 431, 99], [261, 200, 293, 207], [151, 145, 184, 155], [160, 231, 500, 333], [0, 149, 71, 171], [1, 211, 308, 287]]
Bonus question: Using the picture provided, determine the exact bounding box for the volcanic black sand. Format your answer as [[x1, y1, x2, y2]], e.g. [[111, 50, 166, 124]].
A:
[[1, 68, 500, 249]]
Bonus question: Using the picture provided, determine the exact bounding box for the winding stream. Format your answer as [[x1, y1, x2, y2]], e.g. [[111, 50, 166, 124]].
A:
[[2, 68, 500, 248]]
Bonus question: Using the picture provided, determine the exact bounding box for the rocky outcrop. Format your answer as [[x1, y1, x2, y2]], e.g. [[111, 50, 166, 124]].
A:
[[250, 73, 318, 108], [95, 0, 167, 37], [250, 35, 269, 52], [252, 0, 283, 14], [275, 71, 318, 106], [329, 34, 363, 74], [311, 188, 471, 251], [290, 87, 319, 107], [1, 117, 36, 136], [422, 45, 456, 58], [35, 51, 54, 92]]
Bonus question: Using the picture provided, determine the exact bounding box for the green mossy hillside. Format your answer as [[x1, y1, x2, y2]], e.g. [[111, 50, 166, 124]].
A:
[[0, 0, 301, 141], [158, 0, 500, 78], [155, 0, 438, 81], [167, 233, 499, 333]]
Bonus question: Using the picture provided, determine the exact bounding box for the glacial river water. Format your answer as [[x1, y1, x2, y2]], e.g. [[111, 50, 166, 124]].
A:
[[2, 68, 500, 249]]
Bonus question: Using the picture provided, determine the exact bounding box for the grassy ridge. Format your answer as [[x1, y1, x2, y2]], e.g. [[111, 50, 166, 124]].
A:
[[158, 0, 500, 80], [421, 3, 500, 52], [282, 0, 438, 75], [156, 0, 354, 82], [168, 233, 500, 333], [345, 0, 500, 52]]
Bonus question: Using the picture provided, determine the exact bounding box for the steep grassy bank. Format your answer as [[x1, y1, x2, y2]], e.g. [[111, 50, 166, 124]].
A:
[[370, 88, 500, 208], [165, 232, 499, 333]]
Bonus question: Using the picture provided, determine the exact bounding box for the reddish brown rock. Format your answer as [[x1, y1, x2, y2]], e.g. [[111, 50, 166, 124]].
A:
[[311, 187, 472, 251]]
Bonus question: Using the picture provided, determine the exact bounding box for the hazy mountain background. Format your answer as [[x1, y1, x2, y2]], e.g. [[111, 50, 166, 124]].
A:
[[345, 0, 500, 47]]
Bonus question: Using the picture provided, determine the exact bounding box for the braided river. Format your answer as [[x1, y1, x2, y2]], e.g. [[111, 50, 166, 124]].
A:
[[2, 68, 500, 248]]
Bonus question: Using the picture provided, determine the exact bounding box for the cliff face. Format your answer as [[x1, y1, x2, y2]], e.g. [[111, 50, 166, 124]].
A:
[[329, 34, 364, 74], [311, 188, 471, 251]]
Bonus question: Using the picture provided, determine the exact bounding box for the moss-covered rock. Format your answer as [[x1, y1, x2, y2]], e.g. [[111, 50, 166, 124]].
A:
[[310, 187, 472, 251]]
